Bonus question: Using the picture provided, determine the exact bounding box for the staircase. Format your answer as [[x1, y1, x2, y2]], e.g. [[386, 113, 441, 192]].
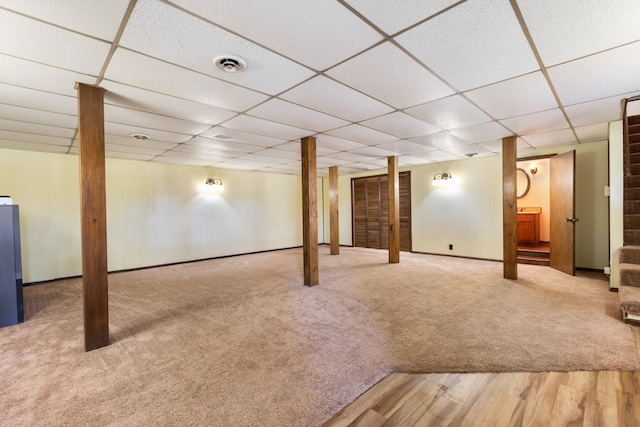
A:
[[619, 114, 640, 323], [624, 115, 640, 245], [517, 244, 550, 266]]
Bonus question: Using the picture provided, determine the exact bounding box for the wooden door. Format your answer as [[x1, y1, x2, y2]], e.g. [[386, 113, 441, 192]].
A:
[[352, 172, 411, 251], [550, 151, 576, 275]]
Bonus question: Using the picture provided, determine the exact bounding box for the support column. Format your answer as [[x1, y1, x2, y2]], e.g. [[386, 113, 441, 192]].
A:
[[502, 136, 517, 280], [76, 83, 109, 351], [388, 156, 400, 264], [329, 166, 339, 255], [301, 136, 319, 286]]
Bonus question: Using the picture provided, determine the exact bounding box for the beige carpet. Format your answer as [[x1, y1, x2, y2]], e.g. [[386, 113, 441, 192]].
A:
[[0, 246, 637, 426]]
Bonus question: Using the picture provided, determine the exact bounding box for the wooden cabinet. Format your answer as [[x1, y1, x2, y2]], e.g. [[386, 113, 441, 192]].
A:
[[517, 211, 540, 245]]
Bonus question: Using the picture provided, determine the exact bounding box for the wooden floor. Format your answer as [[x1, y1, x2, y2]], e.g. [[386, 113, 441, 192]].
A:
[[324, 329, 640, 427]]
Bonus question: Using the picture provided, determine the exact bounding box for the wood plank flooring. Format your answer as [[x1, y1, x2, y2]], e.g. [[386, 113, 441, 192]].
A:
[[324, 329, 640, 427]]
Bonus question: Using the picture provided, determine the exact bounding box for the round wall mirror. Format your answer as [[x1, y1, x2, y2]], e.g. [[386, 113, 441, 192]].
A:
[[516, 168, 530, 199]]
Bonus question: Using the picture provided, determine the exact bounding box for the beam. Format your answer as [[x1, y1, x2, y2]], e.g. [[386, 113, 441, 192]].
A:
[[301, 136, 319, 286], [502, 136, 518, 280], [76, 83, 109, 351], [388, 156, 400, 264], [329, 166, 339, 255]]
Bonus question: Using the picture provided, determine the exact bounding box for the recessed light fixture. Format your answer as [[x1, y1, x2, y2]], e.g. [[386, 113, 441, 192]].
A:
[[213, 55, 247, 73], [213, 134, 232, 140], [130, 133, 151, 141], [465, 153, 477, 158]]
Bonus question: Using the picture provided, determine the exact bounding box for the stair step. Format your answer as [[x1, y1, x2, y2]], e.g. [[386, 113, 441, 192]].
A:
[[619, 285, 640, 322], [625, 214, 640, 229], [518, 256, 550, 266], [619, 245, 640, 264], [625, 229, 640, 246], [624, 175, 640, 188], [517, 249, 550, 259], [624, 188, 640, 200], [620, 263, 640, 287], [624, 200, 640, 214]]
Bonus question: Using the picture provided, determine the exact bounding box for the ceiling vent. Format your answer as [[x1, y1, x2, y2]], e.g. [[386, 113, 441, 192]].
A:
[[130, 133, 151, 141], [213, 55, 246, 73]]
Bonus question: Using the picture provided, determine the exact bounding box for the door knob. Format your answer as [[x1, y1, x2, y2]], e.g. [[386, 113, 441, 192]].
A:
[[565, 217, 579, 223]]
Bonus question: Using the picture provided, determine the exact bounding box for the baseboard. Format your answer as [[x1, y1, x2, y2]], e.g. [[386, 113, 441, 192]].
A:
[[410, 250, 502, 263], [23, 246, 304, 286]]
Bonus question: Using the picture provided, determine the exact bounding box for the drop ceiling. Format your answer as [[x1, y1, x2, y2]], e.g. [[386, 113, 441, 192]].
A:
[[1, 0, 639, 176]]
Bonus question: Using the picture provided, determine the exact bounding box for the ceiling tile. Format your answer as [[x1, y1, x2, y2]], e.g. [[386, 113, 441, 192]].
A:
[[272, 142, 336, 157], [0, 0, 130, 40], [180, 137, 265, 155], [375, 140, 434, 155], [521, 129, 577, 148], [316, 157, 352, 167], [395, 0, 539, 91], [405, 95, 491, 130], [326, 42, 454, 109], [344, 0, 461, 35], [499, 109, 570, 136], [221, 115, 312, 140], [104, 105, 211, 135], [237, 153, 291, 165], [0, 54, 95, 97], [104, 122, 192, 144], [247, 98, 348, 132], [0, 130, 70, 146], [104, 134, 177, 151], [106, 152, 156, 162], [104, 49, 269, 112], [199, 126, 287, 148], [152, 156, 214, 167], [252, 148, 303, 161], [0, 119, 75, 139], [464, 72, 558, 119], [448, 121, 513, 144], [219, 158, 267, 168], [171, 0, 382, 71], [0, 9, 110, 75], [398, 155, 431, 166], [0, 84, 77, 115], [479, 138, 531, 153], [159, 149, 231, 162], [0, 104, 76, 129], [408, 150, 461, 162], [348, 146, 399, 158], [346, 162, 383, 171], [360, 111, 441, 139], [409, 131, 468, 150], [548, 42, 640, 106], [324, 151, 376, 163], [439, 143, 491, 157], [564, 93, 637, 128], [326, 124, 396, 145], [280, 76, 394, 122], [517, 0, 640, 66], [0, 139, 69, 154], [315, 135, 367, 152], [102, 81, 237, 126], [104, 143, 164, 156], [119, 0, 314, 95], [575, 123, 609, 143]]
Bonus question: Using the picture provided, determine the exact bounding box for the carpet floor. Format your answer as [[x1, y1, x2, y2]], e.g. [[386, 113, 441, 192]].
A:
[[0, 246, 637, 426]]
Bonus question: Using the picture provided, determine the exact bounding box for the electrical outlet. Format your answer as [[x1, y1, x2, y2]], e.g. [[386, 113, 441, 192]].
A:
[[449, 244, 453, 250], [604, 266, 611, 275]]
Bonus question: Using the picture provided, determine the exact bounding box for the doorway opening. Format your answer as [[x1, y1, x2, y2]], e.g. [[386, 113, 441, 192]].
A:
[[517, 157, 551, 266]]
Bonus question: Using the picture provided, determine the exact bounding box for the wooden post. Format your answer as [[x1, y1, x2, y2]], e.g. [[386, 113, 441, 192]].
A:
[[388, 156, 400, 264], [301, 137, 319, 286], [76, 83, 109, 351], [329, 166, 339, 255], [502, 136, 517, 280]]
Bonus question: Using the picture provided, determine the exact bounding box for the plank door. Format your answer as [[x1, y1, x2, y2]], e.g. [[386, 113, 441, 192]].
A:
[[550, 151, 576, 275], [352, 172, 411, 251]]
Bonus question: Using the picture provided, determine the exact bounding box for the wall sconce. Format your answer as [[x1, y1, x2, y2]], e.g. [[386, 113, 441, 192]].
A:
[[529, 164, 538, 175], [432, 172, 453, 186], [205, 177, 224, 190]]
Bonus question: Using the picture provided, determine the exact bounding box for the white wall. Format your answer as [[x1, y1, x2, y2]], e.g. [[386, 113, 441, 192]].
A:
[[0, 148, 304, 283], [335, 139, 610, 269]]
